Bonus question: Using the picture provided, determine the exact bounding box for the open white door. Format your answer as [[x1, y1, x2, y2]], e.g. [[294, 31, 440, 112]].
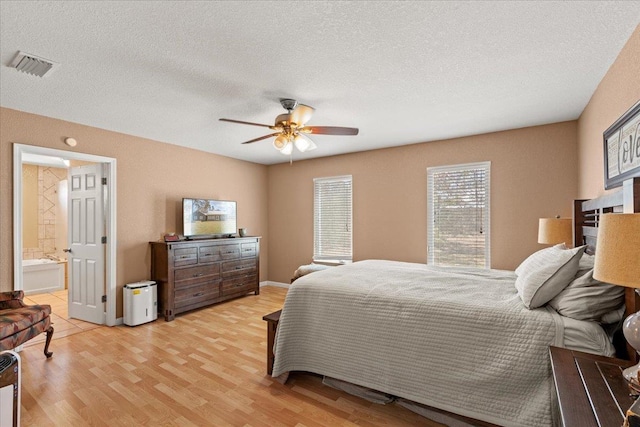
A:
[[67, 164, 105, 324]]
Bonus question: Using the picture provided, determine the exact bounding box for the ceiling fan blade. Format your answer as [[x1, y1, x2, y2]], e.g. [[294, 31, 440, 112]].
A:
[[241, 133, 281, 144], [301, 126, 359, 136], [219, 118, 273, 128], [290, 104, 315, 126]]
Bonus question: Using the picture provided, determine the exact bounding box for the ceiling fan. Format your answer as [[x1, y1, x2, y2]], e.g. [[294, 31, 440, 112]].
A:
[[219, 99, 359, 155]]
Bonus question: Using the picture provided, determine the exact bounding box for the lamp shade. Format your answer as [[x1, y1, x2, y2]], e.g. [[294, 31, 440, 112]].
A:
[[538, 217, 572, 245], [593, 213, 640, 288]]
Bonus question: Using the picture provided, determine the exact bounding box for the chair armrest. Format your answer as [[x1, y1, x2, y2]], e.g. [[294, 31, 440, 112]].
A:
[[0, 291, 26, 309]]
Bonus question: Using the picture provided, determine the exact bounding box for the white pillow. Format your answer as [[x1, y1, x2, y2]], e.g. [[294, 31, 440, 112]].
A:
[[292, 263, 331, 281], [515, 244, 586, 309], [548, 268, 624, 321]]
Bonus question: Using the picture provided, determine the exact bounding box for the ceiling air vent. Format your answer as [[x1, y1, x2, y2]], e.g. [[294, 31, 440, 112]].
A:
[[9, 51, 58, 77]]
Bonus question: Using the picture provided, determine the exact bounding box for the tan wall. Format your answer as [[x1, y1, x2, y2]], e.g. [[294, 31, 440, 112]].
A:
[[578, 25, 640, 198], [267, 121, 579, 283], [0, 108, 269, 317]]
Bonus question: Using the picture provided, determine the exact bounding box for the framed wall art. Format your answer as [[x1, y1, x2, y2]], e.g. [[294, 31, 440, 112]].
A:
[[603, 100, 640, 189]]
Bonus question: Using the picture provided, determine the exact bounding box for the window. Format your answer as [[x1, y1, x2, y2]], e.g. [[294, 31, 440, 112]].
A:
[[427, 162, 490, 268], [314, 175, 352, 263]]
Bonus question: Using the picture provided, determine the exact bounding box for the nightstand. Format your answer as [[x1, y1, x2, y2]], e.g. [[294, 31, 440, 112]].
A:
[[549, 346, 635, 427]]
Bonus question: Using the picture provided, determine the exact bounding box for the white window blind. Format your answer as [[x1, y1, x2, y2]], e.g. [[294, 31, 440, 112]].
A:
[[314, 175, 352, 262], [427, 162, 490, 268]]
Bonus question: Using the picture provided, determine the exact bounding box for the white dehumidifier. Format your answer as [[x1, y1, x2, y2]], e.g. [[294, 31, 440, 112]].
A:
[[0, 350, 20, 427], [124, 280, 158, 326]]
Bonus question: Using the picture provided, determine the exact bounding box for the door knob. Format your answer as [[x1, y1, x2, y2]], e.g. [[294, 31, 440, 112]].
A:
[[63, 248, 72, 253]]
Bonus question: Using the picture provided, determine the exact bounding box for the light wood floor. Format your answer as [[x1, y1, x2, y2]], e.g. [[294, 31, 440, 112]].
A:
[[23, 290, 102, 347], [17, 286, 443, 426]]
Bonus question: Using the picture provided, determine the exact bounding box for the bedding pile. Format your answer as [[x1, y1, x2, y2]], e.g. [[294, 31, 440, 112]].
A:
[[272, 260, 564, 427]]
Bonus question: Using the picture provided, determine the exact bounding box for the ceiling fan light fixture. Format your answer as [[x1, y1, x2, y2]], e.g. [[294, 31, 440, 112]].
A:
[[294, 133, 312, 152], [273, 134, 288, 150], [280, 141, 293, 155], [291, 104, 315, 126]]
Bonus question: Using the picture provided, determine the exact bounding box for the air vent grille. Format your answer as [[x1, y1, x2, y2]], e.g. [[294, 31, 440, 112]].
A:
[[10, 51, 58, 77], [0, 353, 16, 372]]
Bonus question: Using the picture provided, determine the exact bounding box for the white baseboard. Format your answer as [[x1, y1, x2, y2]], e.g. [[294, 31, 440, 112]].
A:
[[260, 281, 289, 288]]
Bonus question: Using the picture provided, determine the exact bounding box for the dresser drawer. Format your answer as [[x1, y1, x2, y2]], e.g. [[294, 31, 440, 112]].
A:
[[174, 264, 220, 288], [174, 247, 197, 267], [219, 244, 240, 260], [222, 274, 257, 296], [198, 245, 222, 263], [174, 282, 220, 309], [222, 259, 257, 277], [150, 237, 260, 322], [240, 242, 256, 258]]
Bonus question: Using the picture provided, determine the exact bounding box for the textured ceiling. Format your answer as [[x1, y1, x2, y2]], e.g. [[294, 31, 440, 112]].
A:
[[1, 1, 639, 165]]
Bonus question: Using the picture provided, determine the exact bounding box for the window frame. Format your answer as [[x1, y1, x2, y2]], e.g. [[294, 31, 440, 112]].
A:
[[427, 161, 491, 268], [313, 175, 353, 264]]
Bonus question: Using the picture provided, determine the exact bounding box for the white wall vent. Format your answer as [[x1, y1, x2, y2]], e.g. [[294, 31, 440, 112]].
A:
[[9, 51, 58, 77]]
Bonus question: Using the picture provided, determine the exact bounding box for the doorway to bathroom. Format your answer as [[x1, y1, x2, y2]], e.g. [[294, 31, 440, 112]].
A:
[[13, 144, 117, 327], [20, 157, 101, 337]]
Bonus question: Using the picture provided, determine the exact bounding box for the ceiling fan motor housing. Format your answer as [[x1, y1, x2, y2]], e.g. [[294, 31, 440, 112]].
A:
[[275, 113, 293, 127]]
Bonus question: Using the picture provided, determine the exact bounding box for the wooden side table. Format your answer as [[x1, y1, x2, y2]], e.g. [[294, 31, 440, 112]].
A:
[[549, 346, 635, 427], [263, 309, 281, 375]]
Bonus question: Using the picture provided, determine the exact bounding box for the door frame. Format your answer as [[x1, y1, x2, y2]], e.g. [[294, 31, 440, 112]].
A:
[[13, 143, 117, 326]]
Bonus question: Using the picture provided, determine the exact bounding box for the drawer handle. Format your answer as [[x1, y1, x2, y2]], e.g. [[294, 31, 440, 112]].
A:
[[193, 292, 204, 297], [192, 273, 204, 277], [235, 266, 243, 270], [181, 255, 190, 259], [225, 251, 235, 254]]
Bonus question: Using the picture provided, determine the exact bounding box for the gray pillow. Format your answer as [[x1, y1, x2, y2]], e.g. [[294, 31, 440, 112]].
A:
[[576, 253, 595, 275], [600, 305, 626, 325], [515, 244, 586, 309], [548, 268, 625, 321]]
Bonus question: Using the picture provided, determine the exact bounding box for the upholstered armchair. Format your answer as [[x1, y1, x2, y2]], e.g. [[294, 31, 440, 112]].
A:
[[0, 291, 54, 358]]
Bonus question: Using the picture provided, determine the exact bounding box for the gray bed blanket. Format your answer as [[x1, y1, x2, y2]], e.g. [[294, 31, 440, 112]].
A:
[[272, 260, 564, 427]]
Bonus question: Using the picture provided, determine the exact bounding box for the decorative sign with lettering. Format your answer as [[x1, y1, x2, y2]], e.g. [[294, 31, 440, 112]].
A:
[[603, 100, 640, 190]]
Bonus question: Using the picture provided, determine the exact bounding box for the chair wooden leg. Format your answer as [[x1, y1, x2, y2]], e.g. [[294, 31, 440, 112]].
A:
[[43, 325, 54, 358]]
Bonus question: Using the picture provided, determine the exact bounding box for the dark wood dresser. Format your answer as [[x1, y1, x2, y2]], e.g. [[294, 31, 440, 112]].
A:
[[150, 237, 260, 321], [549, 346, 635, 427]]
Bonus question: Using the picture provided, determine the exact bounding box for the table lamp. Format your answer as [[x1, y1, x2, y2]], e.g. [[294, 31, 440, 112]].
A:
[[538, 216, 573, 246], [593, 213, 640, 382]]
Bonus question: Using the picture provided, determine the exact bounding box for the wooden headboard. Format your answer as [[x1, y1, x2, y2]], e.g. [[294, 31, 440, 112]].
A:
[[573, 177, 640, 360]]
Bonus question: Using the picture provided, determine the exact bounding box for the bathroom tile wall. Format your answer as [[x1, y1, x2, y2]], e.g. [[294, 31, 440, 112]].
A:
[[23, 166, 67, 260]]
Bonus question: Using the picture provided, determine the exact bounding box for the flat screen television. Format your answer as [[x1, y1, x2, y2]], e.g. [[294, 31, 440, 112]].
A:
[[183, 198, 237, 239]]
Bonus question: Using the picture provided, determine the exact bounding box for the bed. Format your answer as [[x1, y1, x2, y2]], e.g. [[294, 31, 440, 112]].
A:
[[271, 177, 640, 427]]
